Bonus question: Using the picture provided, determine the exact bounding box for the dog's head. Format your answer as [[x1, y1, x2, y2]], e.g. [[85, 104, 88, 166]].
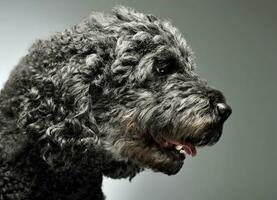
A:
[[85, 6, 232, 175], [32, 6, 231, 177]]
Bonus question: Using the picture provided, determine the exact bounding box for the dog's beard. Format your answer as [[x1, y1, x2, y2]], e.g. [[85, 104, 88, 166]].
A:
[[102, 103, 222, 175]]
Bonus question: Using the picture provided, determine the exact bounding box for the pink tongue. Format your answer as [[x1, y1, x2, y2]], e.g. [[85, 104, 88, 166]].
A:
[[166, 139, 197, 157], [182, 143, 197, 157]]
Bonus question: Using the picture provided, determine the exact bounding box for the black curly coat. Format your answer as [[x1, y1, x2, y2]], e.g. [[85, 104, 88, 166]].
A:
[[0, 6, 231, 200]]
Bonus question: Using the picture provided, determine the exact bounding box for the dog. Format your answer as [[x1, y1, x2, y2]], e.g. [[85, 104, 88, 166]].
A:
[[0, 6, 231, 200]]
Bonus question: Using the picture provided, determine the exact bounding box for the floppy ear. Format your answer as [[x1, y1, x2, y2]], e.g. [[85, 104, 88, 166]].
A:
[[38, 54, 106, 170], [38, 86, 101, 171]]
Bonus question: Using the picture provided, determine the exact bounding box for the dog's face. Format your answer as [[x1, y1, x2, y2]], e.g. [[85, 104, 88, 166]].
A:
[[91, 7, 232, 175]]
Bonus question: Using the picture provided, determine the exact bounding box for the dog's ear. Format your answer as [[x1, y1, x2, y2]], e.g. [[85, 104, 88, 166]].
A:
[[39, 82, 102, 170], [38, 55, 106, 170]]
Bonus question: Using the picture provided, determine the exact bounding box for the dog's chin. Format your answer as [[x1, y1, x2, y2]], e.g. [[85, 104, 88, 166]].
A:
[[150, 146, 185, 175]]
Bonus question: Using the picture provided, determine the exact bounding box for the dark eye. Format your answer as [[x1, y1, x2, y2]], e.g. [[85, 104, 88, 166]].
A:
[[155, 58, 179, 75], [156, 64, 177, 75]]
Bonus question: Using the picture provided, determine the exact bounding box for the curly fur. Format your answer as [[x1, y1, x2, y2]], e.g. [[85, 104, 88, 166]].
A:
[[0, 6, 231, 200]]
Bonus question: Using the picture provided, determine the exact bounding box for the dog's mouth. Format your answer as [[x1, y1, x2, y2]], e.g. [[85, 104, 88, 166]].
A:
[[152, 124, 223, 161], [153, 137, 197, 162], [120, 118, 224, 175], [164, 138, 197, 157]]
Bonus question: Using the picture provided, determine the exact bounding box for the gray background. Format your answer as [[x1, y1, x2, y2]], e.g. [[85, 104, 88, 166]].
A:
[[0, 0, 276, 199]]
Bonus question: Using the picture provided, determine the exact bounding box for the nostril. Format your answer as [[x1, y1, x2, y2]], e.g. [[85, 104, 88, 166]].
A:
[[216, 103, 232, 121]]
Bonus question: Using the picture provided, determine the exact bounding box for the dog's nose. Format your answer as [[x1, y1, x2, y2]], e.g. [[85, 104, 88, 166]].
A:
[[216, 103, 232, 122]]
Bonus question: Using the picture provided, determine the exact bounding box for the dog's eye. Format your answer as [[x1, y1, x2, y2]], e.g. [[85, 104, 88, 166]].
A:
[[156, 64, 177, 75], [155, 58, 179, 75]]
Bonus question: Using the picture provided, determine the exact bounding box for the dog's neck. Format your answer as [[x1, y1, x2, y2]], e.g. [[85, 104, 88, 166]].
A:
[[1, 149, 105, 200], [0, 140, 143, 200]]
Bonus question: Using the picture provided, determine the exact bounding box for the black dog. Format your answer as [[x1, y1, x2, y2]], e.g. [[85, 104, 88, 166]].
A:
[[0, 6, 231, 200]]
